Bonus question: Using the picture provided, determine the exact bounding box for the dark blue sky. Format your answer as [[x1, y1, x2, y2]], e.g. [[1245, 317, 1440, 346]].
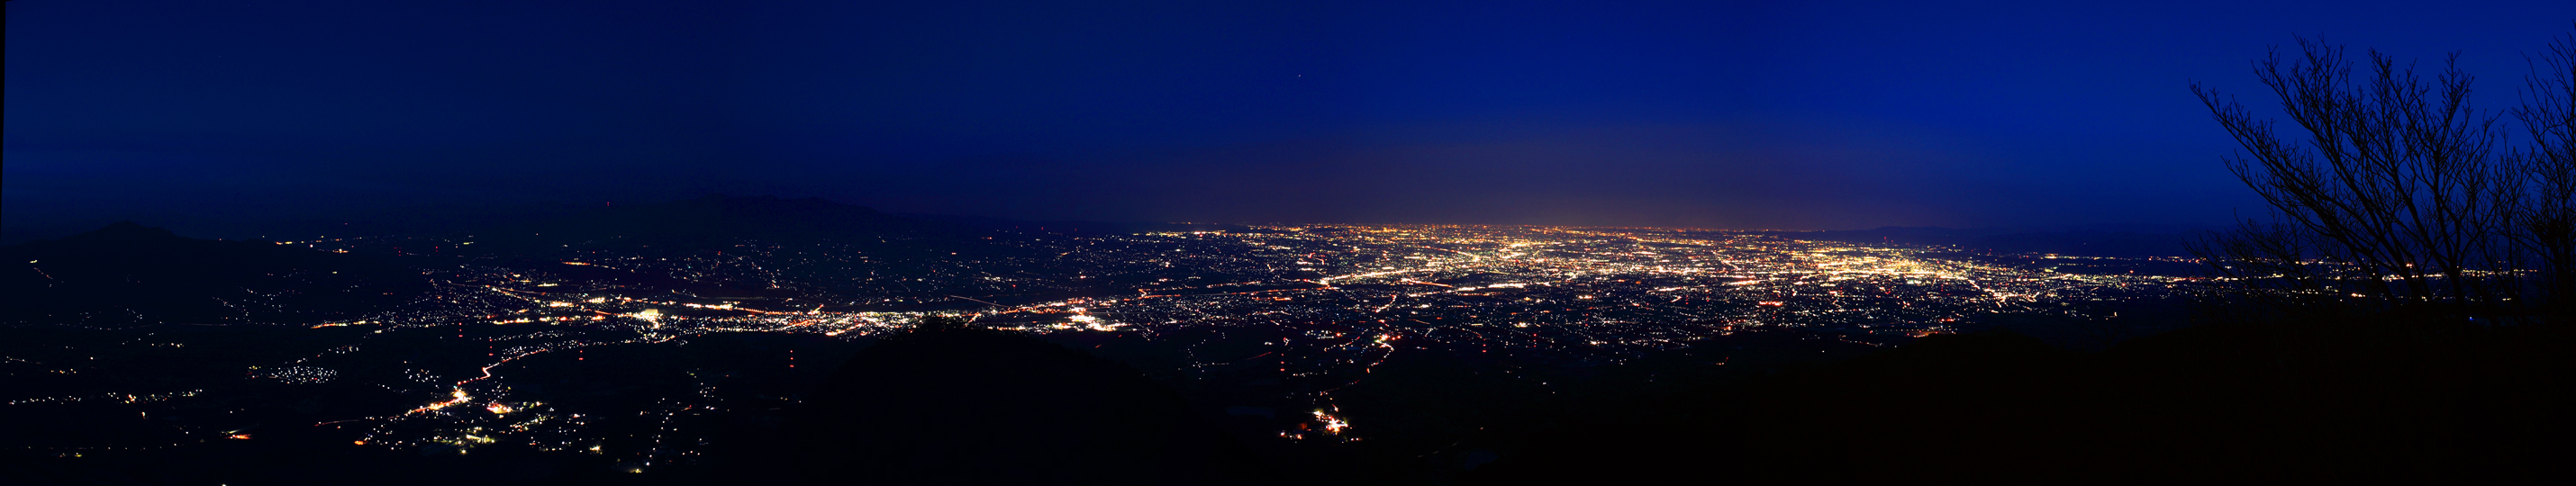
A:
[[7, 1, 2571, 240]]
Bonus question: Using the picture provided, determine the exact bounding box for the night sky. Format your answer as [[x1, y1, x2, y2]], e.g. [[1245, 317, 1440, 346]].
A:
[[6, 1, 2571, 242]]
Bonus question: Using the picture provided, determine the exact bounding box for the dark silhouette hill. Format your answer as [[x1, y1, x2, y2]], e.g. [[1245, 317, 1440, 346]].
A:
[[781, 318, 1266, 485], [1, 221, 430, 325]]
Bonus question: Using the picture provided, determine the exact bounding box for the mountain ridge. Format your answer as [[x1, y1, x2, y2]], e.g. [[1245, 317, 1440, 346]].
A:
[[1778, 225, 2204, 257]]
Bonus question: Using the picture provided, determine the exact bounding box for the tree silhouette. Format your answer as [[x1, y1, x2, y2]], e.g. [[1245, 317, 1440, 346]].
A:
[[2190, 30, 2575, 325], [2508, 30, 2576, 319]]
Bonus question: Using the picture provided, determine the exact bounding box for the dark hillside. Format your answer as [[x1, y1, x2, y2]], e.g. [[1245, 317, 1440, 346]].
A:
[[1462, 321, 2573, 483], [780, 319, 1267, 485], [2, 221, 430, 325]]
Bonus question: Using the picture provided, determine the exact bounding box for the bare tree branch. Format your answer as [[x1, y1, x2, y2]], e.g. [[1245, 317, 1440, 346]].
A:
[[2190, 32, 2571, 327]]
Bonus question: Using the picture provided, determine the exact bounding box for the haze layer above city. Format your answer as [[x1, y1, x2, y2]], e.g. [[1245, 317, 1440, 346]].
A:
[[8, 0, 2573, 244]]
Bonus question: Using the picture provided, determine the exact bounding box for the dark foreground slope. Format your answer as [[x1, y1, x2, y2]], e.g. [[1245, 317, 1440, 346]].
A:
[[1461, 321, 2574, 483], [779, 320, 1267, 485], [3, 221, 429, 326]]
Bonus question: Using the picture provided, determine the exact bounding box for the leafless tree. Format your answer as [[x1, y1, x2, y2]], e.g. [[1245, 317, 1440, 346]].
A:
[[2190, 31, 2574, 326], [2508, 31, 2576, 321]]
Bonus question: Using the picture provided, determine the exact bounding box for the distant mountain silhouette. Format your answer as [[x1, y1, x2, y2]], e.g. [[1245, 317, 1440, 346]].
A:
[[1782, 226, 2200, 257], [782, 318, 1266, 485], [893, 213, 1254, 234], [465, 195, 968, 254], [2, 221, 430, 325]]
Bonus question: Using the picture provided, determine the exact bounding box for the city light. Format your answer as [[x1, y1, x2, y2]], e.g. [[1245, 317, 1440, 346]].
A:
[[18, 224, 2197, 470]]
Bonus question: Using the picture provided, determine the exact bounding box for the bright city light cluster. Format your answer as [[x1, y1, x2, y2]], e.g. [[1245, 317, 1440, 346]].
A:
[[7, 224, 2200, 467]]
